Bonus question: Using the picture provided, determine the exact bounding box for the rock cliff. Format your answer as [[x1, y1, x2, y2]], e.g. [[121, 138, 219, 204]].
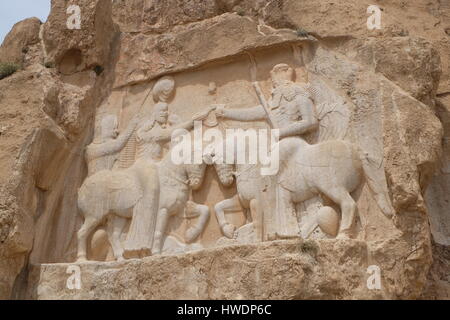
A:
[[0, 0, 449, 300]]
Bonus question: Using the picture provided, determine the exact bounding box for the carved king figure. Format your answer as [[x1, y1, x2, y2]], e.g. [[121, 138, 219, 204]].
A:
[[216, 63, 319, 238], [214, 62, 394, 240]]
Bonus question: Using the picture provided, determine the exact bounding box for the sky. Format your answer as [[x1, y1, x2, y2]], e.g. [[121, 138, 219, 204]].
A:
[[0, 0, 51, 44]]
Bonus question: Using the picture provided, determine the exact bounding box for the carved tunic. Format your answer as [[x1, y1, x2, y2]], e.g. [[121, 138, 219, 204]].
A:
[[136, 121, 167, 162], [270, 83, 313, 128]]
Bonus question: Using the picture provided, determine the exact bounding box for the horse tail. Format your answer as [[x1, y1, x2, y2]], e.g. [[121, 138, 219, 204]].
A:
[[358, 147, 395, 218]]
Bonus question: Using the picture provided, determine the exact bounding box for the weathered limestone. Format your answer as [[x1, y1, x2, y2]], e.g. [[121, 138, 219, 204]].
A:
[[0, 0, 449, 300], [27, 240, 384, 300], [113, 13, 302, 88], [0, 17, 42, 66], [0, 0, 117, 299], [43, 0, 117, 73]]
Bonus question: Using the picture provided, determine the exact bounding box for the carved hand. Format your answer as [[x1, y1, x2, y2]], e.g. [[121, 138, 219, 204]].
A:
[[192, 110, 209, 122], [192, 105, 220, 122], [215, 105, 226, 118]]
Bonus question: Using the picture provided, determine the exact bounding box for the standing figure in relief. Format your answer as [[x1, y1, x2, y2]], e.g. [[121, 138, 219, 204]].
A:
[[123, 76, 211, 257]]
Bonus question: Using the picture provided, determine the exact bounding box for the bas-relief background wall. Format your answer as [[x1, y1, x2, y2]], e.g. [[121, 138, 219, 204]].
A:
[[26, 43, 396, 263]]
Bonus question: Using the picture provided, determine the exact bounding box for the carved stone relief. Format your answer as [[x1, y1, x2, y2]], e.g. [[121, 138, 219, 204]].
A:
[[76, 45, 395, 262]]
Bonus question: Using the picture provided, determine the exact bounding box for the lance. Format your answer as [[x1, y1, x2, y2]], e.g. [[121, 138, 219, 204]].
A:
[[246, 52, 276, 129]]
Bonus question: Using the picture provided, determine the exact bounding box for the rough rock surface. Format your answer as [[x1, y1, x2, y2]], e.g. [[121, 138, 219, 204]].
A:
[[0, 0, 117, 299], [42, 0, 117, 73], [0, 18, 42, 65], [0, 0, 449, 300], [28, 240, 382, 300]]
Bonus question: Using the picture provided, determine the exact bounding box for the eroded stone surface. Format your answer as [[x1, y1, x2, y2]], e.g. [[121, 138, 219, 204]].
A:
[[28, 240, 385, 300], [0, 17, 42, 66], [0, 0, 449, 300]]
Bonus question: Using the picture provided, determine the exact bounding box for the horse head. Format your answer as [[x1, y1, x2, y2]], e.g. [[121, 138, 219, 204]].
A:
[[215, 163, 235, 187], [203, 143, 235, 187], [185, 162, 207, 190]]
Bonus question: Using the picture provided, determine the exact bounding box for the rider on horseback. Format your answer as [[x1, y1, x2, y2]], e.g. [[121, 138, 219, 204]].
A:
[[215, 63, 320, 240]]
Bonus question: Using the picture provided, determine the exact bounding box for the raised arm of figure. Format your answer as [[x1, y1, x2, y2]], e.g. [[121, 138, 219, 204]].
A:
[[153, 106, 216, 143], [152, 121, 194, 143], [86, 115, 141, 162], [216, 105, 266, 122], [113, 115, 141, 149]]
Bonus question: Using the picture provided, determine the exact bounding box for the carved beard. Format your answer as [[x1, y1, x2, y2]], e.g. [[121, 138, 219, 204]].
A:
[[272, 81, 297, 102]]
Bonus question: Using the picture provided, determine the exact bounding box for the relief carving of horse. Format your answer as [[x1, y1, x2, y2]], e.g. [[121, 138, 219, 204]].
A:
[[77, 141, 209, 261]]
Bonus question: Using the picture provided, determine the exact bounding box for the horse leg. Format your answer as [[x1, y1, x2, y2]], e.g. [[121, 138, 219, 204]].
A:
[[249, 199, 263, 242], [321, 187, 357, 239], [77, 216, 102, 262], [214, 195, 241, 239], [185, 204, 210, 243], [106, 216, 127, 261], [152, 208, 169, 255]]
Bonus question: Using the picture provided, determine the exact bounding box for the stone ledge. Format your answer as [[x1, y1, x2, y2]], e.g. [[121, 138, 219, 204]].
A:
[[27, 239, 386, 300]]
